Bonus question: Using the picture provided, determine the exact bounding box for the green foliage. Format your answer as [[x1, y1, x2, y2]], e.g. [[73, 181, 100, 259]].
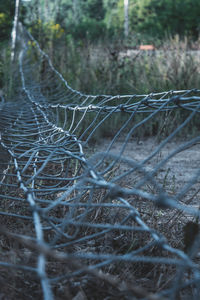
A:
[[132, 0, 200, 39], [85, 0, 105, 21], [0, 12, 11, 42], [1, 0, 200, 46], [103, 0, 121, 35], [21, 0, 200, 43], [0, 47, 12, 95], [102, 0, 200, 40], [30, 19, 64, 42], [70, 18, 106, 41], [0, 1, 15, 43]]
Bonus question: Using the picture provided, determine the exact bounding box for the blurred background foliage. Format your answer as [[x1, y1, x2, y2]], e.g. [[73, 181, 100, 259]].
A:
[[1, 0, 200, 45], [1, 0, 200, 95], [23, 0, 200, 42], [0, 1, 15, 44]]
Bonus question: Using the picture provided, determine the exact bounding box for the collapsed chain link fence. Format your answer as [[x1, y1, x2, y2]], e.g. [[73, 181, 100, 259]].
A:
[[0, 28, 200, 299]]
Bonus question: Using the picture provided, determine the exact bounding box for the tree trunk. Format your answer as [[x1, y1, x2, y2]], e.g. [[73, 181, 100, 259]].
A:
[[124, 0, 129, 38], [11, 0, 20, 62], [73, 0, 79, 24]]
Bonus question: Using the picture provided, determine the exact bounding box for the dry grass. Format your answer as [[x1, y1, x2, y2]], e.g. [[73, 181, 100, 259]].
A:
[[51, 35, 200, 96], [0, 144, 199, 300]]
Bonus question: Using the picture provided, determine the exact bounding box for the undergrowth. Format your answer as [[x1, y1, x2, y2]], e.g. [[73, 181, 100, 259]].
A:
[[51, 35, 200, 95]]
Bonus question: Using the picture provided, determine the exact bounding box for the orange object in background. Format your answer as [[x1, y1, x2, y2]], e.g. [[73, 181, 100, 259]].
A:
[[139, 45, 155, 50]]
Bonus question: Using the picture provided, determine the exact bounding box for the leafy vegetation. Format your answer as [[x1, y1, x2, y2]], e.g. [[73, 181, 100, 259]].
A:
[[3, 0, 200, 43], [0, 1, 15, 43], [130, 0, 200, 39], [1, 0, 200, 94]]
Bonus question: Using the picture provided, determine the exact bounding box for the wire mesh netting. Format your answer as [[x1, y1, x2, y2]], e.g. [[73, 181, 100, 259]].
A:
[[1, 29, 200, 299]]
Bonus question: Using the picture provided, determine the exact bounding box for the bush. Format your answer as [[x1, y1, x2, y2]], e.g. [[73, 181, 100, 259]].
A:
[[70, 18, 106, 41], [52, 35, 200, 95]]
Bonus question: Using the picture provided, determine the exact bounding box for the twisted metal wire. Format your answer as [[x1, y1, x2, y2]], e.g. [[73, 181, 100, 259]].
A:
[[0, 30, 200, 299]]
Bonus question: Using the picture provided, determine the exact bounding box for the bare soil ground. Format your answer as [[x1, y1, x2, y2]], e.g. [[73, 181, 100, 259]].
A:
[[95, 136, 200, 299], [98, 136, 200, 204]]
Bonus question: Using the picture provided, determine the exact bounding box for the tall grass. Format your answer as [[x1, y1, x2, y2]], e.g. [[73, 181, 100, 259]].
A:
[[1, 35, 200, 139], [49, 36, 200, 141], [0, 45, 11, 95], [52, 35, 200, 95]]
